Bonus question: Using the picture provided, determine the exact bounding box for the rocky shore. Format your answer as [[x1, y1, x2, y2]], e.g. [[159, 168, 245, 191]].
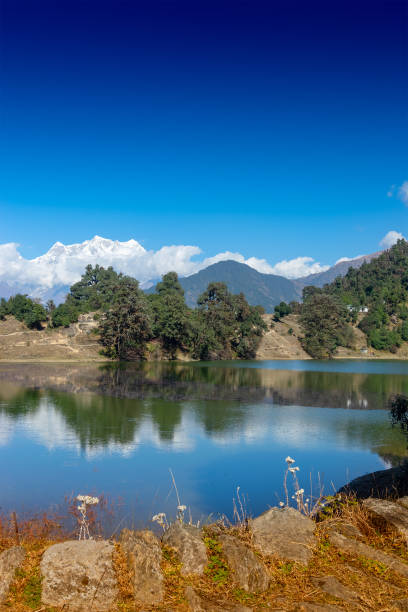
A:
[[2, 490, 408, 611]]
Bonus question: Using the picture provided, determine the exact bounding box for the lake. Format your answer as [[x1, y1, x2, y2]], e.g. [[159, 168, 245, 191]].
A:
[[0, 360, 406, 529]]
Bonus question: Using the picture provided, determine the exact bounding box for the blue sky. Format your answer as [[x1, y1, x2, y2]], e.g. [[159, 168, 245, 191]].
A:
[[0, 0, 407, 269]]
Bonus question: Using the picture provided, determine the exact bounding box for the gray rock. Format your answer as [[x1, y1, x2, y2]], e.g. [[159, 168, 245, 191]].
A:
[[41, 540, 117, 611], [329, 531, 408, 578], [0, 546, 26, 602], [218, 534, 270, 593], [363, 497, 408, 543], [311, 575, 359, 604], [326, 520, 362, 540], [120, 528, 164, 605], [251, 507, 316, 565], [162, 522, 207, 576], [184, 585, 251, 611]]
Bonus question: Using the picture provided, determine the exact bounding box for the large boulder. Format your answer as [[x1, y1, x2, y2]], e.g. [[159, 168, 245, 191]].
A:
[[251, 507, 316, 565], [363, 498, 408, 543], [0, 546, 26, 602], [162, 522, 207, 576], [41, 540, 117, 611], [120, 529, 164, 605], [218, 534, 270, 593]]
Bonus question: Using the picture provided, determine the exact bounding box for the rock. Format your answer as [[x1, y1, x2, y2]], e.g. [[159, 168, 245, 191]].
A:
[[41, 540, 117, 611], [251, 507, 316, 565], [218, 534, 270, 593], [363, 498, 408, 543], [0, 546, 26, 602], [162, 522, 207, 576], [311, 575, 359, 604], [184, 586, 251, 611], [120, 529, 164, 605], [392, 599, 408, 611], [326, 521, 362, 539], [338, 464, 408, 499], [329, 531, 408, 578]]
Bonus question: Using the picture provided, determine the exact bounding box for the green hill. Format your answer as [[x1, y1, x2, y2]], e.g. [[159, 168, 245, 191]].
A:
[[300, 240, 408, 356], [148, 260, 300, 312]]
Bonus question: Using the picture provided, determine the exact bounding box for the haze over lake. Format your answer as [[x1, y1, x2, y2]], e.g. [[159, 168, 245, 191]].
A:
[[0, 360, 406, 527]]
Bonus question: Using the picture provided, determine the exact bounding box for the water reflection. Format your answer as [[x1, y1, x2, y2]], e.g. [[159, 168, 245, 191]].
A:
[[0, 362, 407, 520], [0, 363, 406, 464]]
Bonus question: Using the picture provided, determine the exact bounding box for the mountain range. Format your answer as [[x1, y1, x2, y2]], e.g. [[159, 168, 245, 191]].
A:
[[0, 236, 382, 312], [149, 253, 381, 311]]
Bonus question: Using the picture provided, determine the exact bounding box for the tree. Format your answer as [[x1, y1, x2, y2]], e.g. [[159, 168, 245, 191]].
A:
[[6, 294, 47, 329], [274, 301, 292, 320], [300, 293, 353, 359], [192, 283, 266, 360], [149, 272, 191, 357], [67, 264, 138, 312], [98, 279, 152, 360]]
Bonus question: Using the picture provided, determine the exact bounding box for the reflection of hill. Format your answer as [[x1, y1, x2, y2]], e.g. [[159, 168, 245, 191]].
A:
[[1, 362, 408, 410], [0, 363, 407, 463]]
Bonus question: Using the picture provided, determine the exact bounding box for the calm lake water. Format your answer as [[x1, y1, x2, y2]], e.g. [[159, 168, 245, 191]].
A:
[[0, 360, 407, 528]]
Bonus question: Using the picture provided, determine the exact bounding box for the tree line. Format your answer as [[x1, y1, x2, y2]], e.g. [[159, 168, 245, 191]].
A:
[[0, 265, 267, 361]]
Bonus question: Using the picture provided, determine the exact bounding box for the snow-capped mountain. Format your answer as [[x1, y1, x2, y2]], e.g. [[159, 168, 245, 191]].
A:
[[0, 234, 385, 305]]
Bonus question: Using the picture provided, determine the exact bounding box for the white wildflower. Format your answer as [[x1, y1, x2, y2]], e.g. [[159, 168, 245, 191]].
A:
[[285, 456, 295, 464], [295, 488, 304, 496], [177, 505, 186, 512], [288, 467, 299, 473], [279, 502, 285, 507]]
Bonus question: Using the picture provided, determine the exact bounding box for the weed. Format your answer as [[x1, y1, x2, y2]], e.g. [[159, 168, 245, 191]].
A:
[[203, 537, 229, 585], [22, 570, 42, 609]]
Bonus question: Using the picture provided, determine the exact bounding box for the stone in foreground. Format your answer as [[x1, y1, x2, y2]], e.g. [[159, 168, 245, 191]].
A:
[[162, 522, 207, 576], [120, 528, 164, 605], [218, 534, 270, 593], [0, 546, 26, 603], [329, 530, 408, 578], [363, 497, 408, 544], [311, 575, 359, 604], [41, 540, 117, 611], [251, 506, 316, 565]]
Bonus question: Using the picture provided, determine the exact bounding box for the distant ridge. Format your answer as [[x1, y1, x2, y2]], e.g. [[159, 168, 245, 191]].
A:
[[295, 251, 383, 289], [148, 260, 301, 311]]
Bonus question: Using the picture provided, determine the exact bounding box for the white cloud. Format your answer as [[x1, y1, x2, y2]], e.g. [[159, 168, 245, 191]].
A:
[[268, 257, 330, 279], [379, 230, 405, 249], [398, 181, 408, 205], [335, 255, 364, 264], [0, 235, 333, 296]]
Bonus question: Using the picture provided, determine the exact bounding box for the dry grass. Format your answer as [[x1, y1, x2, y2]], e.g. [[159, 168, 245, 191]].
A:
[[1, 496, 408, 611]]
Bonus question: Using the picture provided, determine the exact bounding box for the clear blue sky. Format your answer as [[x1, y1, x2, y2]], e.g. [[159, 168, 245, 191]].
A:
[[0, 0, 407, 264]]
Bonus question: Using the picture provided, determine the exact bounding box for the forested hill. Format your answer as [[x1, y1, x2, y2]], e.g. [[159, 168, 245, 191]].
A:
[[299, 240, 408, 357], [148, 260, 300, 311]]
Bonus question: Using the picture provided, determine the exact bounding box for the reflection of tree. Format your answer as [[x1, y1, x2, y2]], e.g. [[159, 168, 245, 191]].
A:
[[0, 363, 407, 461]]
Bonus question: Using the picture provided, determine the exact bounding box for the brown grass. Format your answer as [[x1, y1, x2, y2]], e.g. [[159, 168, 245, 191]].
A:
[[0, 497, 407, 611]]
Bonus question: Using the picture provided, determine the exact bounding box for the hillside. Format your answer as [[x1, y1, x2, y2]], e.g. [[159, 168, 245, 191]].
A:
[[147, 255, 383, 312], [300, 240, 408, 357], [0, 314, 106, 362], [295, 251, 382, 289], [148, 260, 301, 310]]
